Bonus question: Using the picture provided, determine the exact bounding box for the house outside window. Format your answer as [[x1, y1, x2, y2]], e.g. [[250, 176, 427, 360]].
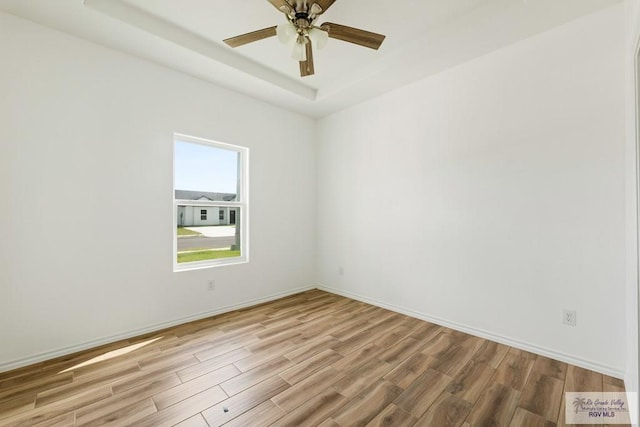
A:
[[174, 134, 248, 270]]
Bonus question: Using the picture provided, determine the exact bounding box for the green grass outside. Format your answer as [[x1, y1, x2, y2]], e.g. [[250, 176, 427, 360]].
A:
[[177, 227, 202, 236], [177, 249, 240, 263]]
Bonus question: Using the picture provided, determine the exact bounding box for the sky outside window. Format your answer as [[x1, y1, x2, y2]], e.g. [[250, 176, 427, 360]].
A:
[[174, 140, 238, 193]]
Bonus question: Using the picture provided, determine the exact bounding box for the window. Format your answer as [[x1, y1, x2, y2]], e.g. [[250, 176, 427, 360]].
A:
[[174, 134, 248, 270]]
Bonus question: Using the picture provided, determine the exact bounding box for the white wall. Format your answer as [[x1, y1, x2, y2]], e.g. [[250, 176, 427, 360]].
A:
[[317, 5, 627, 376], [0, 11, 316, 371], [625, 0, 640, 420]]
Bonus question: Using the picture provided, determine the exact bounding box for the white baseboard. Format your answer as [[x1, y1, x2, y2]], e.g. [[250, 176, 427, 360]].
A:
[[318, 285, 625, 379], [0, 285, 315, 374]]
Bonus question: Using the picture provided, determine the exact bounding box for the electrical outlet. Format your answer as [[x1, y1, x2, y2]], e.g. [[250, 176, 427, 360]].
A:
[[562, 309, 576, 326], [338, 266, 344, 276], [207, 280, 215, 291]]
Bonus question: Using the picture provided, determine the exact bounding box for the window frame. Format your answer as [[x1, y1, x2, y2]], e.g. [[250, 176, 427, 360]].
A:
[[173, 133, 249, 271]]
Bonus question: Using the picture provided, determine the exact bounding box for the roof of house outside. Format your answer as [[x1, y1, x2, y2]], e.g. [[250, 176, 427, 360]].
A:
[[175, 190, 236, 202]]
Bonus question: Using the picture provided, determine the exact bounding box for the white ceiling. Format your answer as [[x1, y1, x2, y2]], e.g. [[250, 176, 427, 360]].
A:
[[0, 0, 622, 118]]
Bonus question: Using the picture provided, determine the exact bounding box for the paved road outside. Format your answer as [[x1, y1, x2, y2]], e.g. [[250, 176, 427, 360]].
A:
[[177, 226, 237, 251]]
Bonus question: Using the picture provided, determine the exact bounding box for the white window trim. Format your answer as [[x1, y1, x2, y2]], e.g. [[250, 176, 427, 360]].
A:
[[173, 133, 249, 272]]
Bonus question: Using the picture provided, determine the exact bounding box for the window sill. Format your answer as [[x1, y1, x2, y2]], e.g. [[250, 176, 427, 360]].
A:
[[173, 257, 248, 272]]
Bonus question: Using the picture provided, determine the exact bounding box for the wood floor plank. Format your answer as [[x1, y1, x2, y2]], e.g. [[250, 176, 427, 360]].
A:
[[492, 352, 534, 391], [604, 380, 625, 393], [518, 372, 564, 421], [220, 356, 292, 396], [332, 343, 384, 372], [244, 329, 301, 354], [413, 392, 473, 427], [556, 392, 568, 427], [603, 375, 625, 388], [284, 335, 342, 363], [466, 382, 521, 427], [530, 356, 567, 381], [136, 385, 227, 427], [332, 327, 381, 356], [364, 403, 416, 427], [0, 365, 78, 391], [372, 325, 413, 349], [332, 357, 393, 398], [421, 332, 458, 359], [173, 414, 209, 427], [296, 305, 336, 322], [445, 359, 496, 404], [509, 407, 557, 427], [223, 400, 286, 427], [472, 341, 509, 369], [193, 336, 258, 362], [272, 366, 345, 412], [153, 364, 240, 410], [329, 318, 373, 341], [279, 349, 343, 385], [0, 392, 36, 421], [409, 322, 443, 343], [76, 397, 157, 426], [81, 374, 180, 420], [1, 385, 112, 427], [232, 347, 294, 373], [383, 352, 436, 390], [111, 362, 186, 395], [35, 364, 139, 408], [0, 363, 48, 384], [378, 337, 425, 366], [276, 388, 348, 427], [217, 314, 270, 333], [564, 365, 603, 392], [202, 376, 291, 427], [253, 319, 303, 340], [137, 352, 199, 375], [0, 290, 625, 427], [176, 347, 252, 383], [333, 380, 403, 427], [430, 344, 477, 377], [0, 373, 74, 404], [508, 347, 537, 360], [318, 419, 342, 427], [31, 411, 75, 427], [394, 368, 453, 418]]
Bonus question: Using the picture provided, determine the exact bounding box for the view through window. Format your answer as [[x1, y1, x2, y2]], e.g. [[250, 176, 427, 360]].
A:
[[174, 135, 248, 269]]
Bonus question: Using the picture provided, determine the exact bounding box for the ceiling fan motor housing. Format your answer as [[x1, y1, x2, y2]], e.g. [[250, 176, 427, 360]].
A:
[[294, 12, 313, 31]]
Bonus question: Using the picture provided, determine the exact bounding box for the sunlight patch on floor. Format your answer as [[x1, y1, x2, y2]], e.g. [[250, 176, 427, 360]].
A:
[[58, 337, 163, 373]]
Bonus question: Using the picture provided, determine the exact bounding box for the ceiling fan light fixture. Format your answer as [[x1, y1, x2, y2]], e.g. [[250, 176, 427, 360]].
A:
[[276, 22, 296, 44], [309, 3, 323, 17], [308, 27, 328, 49], [291, 39, 307, 61]]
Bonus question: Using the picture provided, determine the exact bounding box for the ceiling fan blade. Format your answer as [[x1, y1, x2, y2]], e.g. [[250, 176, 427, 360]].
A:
[[321, 22, 385, 50], [267, 0, 294, 15], [299, 40, 315, 77], [312, 0, 337, 15], [223, 26, 277, 48]]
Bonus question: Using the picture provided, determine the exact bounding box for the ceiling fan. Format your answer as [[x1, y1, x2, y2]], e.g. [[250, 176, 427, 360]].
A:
[[223, 0, 386, 77]]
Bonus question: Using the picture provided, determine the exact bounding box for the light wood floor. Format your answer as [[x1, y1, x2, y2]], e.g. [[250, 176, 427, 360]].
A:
[[0, 290, 627, 427]]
